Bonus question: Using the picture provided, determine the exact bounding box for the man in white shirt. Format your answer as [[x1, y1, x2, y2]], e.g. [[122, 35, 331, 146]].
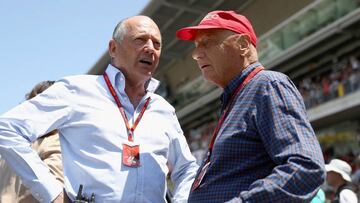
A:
[[0, 15, 198, 203]]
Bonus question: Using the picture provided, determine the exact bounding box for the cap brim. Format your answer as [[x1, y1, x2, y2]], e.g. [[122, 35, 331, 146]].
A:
[[325, 165, 352, 182], [176, 25, 223, 41]]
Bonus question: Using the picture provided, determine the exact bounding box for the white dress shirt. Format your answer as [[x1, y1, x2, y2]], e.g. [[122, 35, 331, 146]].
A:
[[0, 64, 198, 203]]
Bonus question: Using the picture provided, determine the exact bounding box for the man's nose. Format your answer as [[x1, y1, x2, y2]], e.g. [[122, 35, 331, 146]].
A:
[[192, 47, 204, 60], [144, 39, 155, 54]]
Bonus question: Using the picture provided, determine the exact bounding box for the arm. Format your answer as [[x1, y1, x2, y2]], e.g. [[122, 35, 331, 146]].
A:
[[235, 78, 325, 202], [0, 81, 72, 202], [167, 112, 199, 203]]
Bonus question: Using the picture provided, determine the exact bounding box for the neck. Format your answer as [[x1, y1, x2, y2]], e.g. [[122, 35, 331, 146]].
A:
[[333, 179, 347, 192], [125, 78, 147, 108], [242, 59, 258, 71], [221, 60, 258, 88]]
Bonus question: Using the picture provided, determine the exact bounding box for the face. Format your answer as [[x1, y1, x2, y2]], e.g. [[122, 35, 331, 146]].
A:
[[109, 16, 161, 85], [326, 171, 342, 186], [192, 29, 241, 88]]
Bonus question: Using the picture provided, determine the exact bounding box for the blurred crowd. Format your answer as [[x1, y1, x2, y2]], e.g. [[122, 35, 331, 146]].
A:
[[298, 55, 360, 109]]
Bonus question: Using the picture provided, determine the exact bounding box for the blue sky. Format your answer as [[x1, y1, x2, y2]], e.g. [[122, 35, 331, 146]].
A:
[[0, 0, 149, 114]]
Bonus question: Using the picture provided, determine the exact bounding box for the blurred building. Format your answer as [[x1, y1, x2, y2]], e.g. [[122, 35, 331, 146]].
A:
[[89, 0, 360, 164]]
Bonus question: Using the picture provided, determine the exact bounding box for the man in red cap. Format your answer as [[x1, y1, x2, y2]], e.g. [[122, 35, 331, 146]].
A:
[[176, 10, 325, 202]]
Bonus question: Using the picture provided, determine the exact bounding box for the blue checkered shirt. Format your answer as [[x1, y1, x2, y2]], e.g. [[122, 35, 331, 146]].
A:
[[188, 62, 325, 203]]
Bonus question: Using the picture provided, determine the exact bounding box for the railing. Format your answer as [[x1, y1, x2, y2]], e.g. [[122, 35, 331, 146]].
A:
[[258, 0, 359, 65]]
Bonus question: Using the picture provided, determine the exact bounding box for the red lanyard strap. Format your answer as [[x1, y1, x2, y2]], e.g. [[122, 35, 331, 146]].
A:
[[206, 66, 264, 161], [103, 73, 151, 142]]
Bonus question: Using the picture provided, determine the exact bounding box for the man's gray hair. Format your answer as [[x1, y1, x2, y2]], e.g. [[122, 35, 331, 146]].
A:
[[112, 19, 129, 44]]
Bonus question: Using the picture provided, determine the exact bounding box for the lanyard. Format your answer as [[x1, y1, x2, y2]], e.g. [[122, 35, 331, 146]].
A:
[[103, 73, 151, 142], [205, 66, 264, 163]]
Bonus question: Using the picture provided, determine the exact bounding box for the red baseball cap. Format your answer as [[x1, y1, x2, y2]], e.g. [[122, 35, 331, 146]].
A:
[[176, 10, 257, 47]]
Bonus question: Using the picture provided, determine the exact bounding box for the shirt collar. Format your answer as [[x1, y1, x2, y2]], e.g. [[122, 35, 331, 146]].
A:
[[105, 64, 160, 93], [220, 62, 262, 108]]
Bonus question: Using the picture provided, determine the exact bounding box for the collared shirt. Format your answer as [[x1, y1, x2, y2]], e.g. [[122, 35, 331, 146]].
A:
[[188, 62, 325, 203], [0, 64, 198, 203]]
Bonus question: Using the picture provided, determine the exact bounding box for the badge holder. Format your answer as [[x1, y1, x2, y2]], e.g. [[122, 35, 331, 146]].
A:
[[122, 142, 140, 167]]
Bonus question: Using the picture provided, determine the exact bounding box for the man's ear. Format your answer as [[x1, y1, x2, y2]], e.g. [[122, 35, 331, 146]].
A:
[[108, 39, 117, 58], [236, 34, 251, 55]]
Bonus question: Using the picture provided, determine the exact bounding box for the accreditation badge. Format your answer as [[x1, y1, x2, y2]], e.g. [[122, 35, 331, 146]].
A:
[[122, 142, 140, 167], [191, 161, 210, 191]]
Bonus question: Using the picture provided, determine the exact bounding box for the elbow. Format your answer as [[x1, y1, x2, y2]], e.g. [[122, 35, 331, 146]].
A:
[[319, 163, 326, 186], [317, 153, 326, 186], [321, 159, 326, 178], [310, 156, 326, 189]]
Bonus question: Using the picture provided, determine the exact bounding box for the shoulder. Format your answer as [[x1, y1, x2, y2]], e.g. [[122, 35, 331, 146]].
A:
[[255, 70, 291, 84], [59, 74, 100, 86], [253, 69, 298, 92], [54, 74, 102, 94], [249, 69, 305, 108], [39, 75, 102, 101]]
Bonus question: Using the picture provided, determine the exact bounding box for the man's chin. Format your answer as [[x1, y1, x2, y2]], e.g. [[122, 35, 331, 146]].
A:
[[140, 66, 157, 75], [202, 74, 212, 82], [137, 72, 153, 82], [201, 73, 218, 86]]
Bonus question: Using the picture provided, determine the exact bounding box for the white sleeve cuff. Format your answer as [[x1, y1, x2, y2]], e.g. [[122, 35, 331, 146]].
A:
[[29, 179, 63, 203]]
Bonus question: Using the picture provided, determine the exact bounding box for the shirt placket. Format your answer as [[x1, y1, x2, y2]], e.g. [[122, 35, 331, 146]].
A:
[[132, 96, 148, 203]]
